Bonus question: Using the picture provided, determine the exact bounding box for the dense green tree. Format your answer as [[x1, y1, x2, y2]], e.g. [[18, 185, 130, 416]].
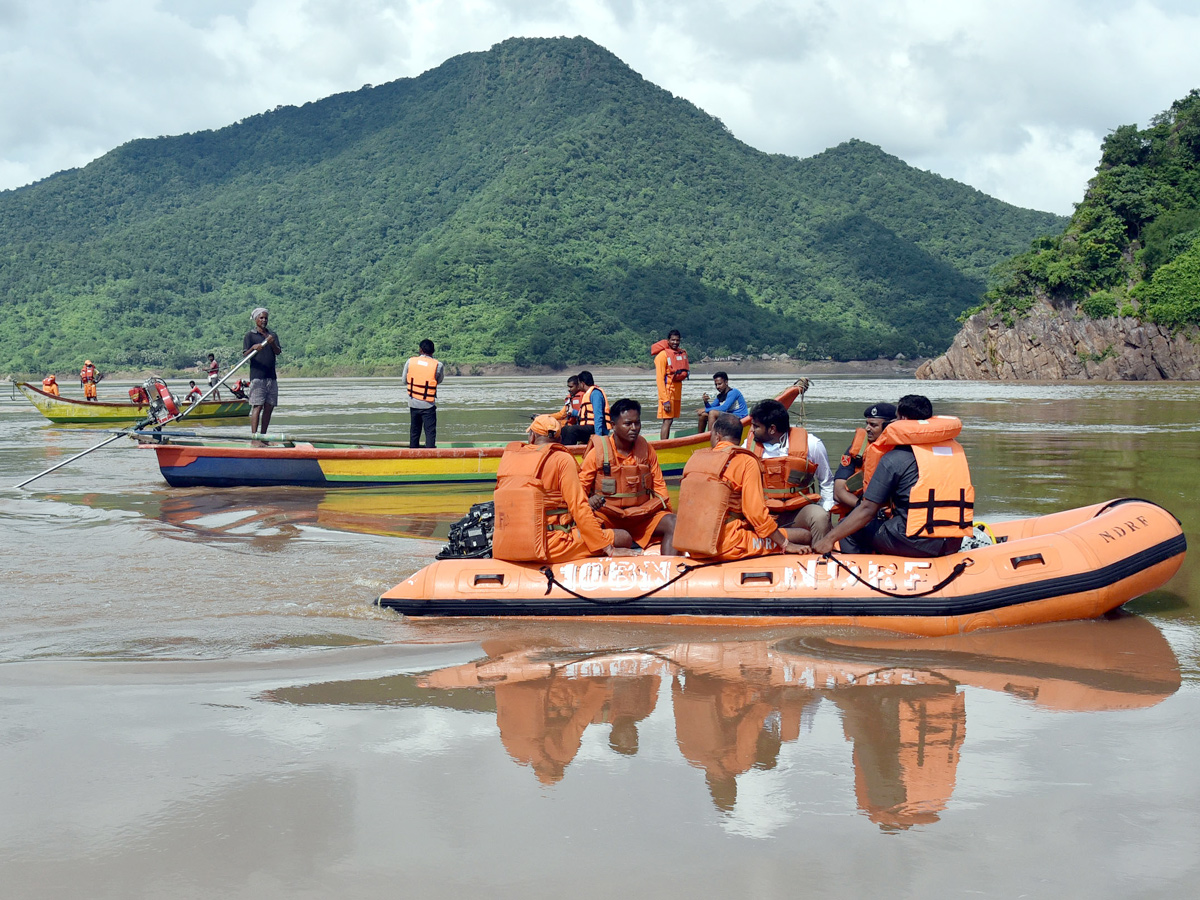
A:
[[0, 37, 1064, 376]]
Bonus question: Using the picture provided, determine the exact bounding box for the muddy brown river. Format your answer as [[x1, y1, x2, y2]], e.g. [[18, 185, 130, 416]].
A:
[[2, 375, 1198, 898]]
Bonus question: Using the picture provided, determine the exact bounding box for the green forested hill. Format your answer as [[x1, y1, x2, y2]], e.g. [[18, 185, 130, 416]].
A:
[[981, 89, 1200, 327], [0, 36, 1065, 376]]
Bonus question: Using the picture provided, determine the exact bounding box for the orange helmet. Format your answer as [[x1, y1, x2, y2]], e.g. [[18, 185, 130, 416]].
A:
[[84, 360, 92, 366]]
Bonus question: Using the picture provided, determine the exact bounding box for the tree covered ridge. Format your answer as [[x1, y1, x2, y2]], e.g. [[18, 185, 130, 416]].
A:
[[0, 36, 1065, 377], [982, 89, 1200, 327]]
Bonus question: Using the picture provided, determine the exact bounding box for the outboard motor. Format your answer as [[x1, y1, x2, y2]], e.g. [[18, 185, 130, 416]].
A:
[[142, 377, 181, 425], [436, 502, 495, 559]]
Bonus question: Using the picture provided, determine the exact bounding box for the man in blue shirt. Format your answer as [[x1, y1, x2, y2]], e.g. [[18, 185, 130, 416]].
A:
[[696, 371, 748, 432]]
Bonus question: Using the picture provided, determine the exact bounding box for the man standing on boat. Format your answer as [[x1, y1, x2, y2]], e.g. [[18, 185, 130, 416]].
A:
[[654, 330, 689, 440], [79, 360, 100, 401], [404, 339, 444, 448], [812, 395, 974, 558], [579, 398, 677, 556], [206, 353, 221, 398], [243, 307, 281, 442]]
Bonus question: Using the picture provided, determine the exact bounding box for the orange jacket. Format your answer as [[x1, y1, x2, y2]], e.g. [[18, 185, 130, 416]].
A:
[[651, 339, 690, 383], [577, 385, 610, 430], [42, 376, 59, 396], [554, 389, 585, 423], [492, 441, 612, 562], [748, 426, 821, 511], [862, 417, 974, 539], [406, 355, 440, 401], [579, 435, 670, 518], [674, 441, 776, 557], [80, 364, 97, 385]]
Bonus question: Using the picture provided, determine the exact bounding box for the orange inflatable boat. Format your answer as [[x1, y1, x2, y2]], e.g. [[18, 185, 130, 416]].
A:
[[378, 498, 1186, 636]]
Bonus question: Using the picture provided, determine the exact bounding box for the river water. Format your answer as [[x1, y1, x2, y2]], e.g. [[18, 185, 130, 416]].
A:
[[1, 374, 1198, 898]]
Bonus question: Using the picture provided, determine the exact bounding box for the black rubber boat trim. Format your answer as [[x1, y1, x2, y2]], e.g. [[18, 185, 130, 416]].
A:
[[379, 533, 1187, 619]]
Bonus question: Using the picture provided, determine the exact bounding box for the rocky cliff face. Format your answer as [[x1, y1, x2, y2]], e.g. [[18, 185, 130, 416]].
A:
[[916, 297, 1200, 381]]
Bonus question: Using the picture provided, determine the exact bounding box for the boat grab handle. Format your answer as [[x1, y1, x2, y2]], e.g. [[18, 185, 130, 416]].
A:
[[473, 574, 505, 586], [1010, 553, 1045, 569], [740, 571, 774, 585]]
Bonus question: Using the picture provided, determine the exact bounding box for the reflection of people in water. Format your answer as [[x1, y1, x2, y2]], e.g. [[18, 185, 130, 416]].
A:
[[830, 686, 966, 831]]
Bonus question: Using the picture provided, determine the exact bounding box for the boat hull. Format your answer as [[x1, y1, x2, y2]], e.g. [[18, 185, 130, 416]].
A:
[[378, 499, 1187, 635], [17, 382, 249, 424]]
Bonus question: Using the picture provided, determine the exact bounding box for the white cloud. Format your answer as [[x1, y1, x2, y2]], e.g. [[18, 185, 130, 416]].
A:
[[2, 0, 1200, 213]]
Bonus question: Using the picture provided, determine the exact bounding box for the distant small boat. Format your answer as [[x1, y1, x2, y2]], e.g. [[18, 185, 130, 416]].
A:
[[16, 382, 250, 424], [134, 384, 804, 488]]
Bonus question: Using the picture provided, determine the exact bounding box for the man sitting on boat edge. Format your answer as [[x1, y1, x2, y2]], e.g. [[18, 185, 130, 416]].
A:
[[492, 414, 637, 564], [579, 398, 677, 557], [813, 394, 974, 559]]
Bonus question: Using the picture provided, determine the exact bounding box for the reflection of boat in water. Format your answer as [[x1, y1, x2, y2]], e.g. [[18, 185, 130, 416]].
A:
[[380, 499, 1186, 635], [15, 381, 249, 424], [153, 486, 494, 542], [414, 616, 1180, 828], [134, 384, 803, 488]]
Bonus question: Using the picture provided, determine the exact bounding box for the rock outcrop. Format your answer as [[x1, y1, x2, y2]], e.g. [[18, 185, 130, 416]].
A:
[[916, 297, 1200, 381]]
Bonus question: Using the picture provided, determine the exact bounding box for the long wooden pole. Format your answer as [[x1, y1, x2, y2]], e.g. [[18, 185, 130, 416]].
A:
[[14, 348, 260, 489]]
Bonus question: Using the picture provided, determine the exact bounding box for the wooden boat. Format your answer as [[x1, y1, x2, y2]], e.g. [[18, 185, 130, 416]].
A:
[[16, 381, 249, 424], [134, 383, 803, 488], [378, 498, 1187, 636]]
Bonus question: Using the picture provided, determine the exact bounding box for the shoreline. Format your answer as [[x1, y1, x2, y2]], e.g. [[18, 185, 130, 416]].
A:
[[5, 357, 924, 384]]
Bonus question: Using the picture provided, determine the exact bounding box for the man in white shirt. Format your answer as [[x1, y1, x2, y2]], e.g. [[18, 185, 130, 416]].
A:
[[743, 398, 834, 545]]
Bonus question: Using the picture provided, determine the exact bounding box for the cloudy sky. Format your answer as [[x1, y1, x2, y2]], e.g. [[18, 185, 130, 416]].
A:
[[3, 0, 1200, 214]]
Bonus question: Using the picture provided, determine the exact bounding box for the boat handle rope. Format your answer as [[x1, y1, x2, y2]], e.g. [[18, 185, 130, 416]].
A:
[[820, 552, 974, 598]]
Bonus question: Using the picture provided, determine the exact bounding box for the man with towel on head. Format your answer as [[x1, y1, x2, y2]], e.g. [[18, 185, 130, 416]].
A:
[[243, 307, 282, 442]]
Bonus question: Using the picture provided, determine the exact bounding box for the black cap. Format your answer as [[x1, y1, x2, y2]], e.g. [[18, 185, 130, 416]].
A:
[[864, 402, 896, 421]]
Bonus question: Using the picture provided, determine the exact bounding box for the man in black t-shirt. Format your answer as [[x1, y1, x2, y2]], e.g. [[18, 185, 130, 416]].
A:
[[243, 307, 282, 440], [814, 395, 964, 558]]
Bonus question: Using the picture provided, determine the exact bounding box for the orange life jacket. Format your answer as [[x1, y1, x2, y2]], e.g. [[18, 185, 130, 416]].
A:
[[673, 445, 758, 556], [80, 364, 97, 384], [749, 426, 821, 511], [839, 427, 870, 494], [42, 376, 59, 396], [577, 385, 610, 429], [406, 355, 439, 402], [587, 434, 666, 517], [556, 389, 584, 422], [861, 417, 974, 539], [492, 442, 574, 563], [651, 339, 690, 382]]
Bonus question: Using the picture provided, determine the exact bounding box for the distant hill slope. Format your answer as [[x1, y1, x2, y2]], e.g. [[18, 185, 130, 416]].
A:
[[920, 88, 1200, 381], [0, 36, 1065, 376]]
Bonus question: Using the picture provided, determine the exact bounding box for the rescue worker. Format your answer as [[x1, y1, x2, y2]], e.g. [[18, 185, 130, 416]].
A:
[[813, 394, 974, 558], [696, 371, 748, 432], [552, 375, 584, 427], [403, 338, 444, 448], [579, 398, 677, 556], [744, 398, 835, 546], [206, 353, 221, 398], [672, 412, 800, 561], [41, 374, 60, 396], [560, 370, 608, 446], [491, 414, 634, 564], [79, 360, 99, 401], [833, 402, 896, 513], [654, 329, 689, 440]]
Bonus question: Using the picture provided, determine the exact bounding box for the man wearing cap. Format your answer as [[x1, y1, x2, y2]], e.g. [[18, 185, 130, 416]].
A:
[[243, 307, 282, 442], [833, 402, 897, 512], [492, 415, 635, 564]]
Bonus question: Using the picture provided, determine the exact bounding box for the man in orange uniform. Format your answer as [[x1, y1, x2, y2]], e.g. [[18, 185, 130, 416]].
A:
[[403, 338, 444, 448], [673, 412, 799, 561], [41, 375, 60, 396], [654, 329, 688, 440], [552, 375, 585, 427], [579, 398, 677, 556], [492, 415, 635, 564], [79, 360, 99, 401]]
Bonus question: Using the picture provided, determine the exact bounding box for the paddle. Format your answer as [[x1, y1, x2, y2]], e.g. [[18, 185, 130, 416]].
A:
[[14, 348, 260, 489]]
